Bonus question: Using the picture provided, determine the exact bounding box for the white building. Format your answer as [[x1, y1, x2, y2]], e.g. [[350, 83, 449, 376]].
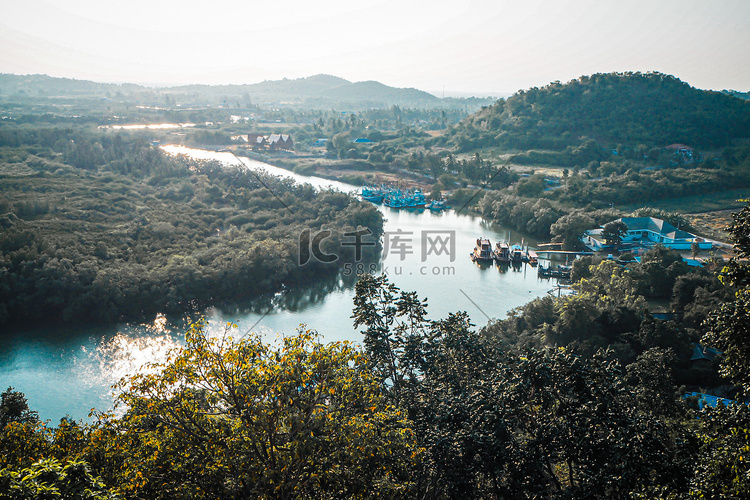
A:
[[582, 217, 713, 252]]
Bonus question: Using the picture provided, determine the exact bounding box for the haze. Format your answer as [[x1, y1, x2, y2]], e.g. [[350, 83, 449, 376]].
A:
[[1, 0, 748, 96]]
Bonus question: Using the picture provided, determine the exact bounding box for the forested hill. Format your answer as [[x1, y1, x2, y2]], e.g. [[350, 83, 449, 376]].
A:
[[0, 73, 484, 110], [455, 72, 750, 151]]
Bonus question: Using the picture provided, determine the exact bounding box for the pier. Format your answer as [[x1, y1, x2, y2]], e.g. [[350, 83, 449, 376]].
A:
[[534, 250, 594, 260]]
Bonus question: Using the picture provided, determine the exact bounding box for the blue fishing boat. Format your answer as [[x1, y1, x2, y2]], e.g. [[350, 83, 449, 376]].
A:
[[427, 199, 448, 212], [383, 188, 427, 209], [383, 188, 405, 208], [360, 184, 385, 203], [406, 189, 426, 209]]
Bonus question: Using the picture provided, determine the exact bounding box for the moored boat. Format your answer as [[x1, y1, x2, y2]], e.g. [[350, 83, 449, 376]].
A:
[[427, 199, 448, 212], [526, 249, 539, 265], [406, 189, 427, 209], [384, 188, 407, 208], [494, 241, 511, 263], [471, 238, 494, 262], [360, 184, 385, 203], [538, 264, 572, 279], [510, 244, 524, 263]]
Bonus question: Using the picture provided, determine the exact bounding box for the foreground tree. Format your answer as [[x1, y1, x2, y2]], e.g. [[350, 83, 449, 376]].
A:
[[99, 320, 418, 499], [704, 202, 750, 393], [353, 274, 690, 499], [0, 459, 118, 500]]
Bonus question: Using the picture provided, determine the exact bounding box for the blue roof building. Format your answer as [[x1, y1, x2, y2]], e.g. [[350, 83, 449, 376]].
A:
[[583, 217, 713, 252]]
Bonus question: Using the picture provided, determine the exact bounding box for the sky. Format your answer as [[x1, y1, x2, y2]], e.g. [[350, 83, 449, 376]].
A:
[[1, 0, 749, 96]]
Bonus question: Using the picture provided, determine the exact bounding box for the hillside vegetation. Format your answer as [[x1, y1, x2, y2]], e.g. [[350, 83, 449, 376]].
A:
[[453, 72, 750, 151], [0, 128, 382, 326]]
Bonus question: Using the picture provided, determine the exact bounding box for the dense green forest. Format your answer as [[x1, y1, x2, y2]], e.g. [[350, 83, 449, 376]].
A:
[[0, 128, 381, 326], [452, 72, 750, 151], [2, 204, 750, 498]]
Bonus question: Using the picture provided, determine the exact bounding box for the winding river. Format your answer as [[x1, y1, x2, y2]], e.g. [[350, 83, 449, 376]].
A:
[[0, 147, 565, 422]]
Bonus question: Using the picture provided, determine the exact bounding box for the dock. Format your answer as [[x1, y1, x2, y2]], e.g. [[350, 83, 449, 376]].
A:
[[534, 250, 594, 259]]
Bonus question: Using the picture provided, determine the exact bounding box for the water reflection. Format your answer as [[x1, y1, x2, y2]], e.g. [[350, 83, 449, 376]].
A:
[[0, 318, 184, 422]]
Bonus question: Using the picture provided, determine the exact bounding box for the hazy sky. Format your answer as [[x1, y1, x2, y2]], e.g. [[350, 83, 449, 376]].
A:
[[1, 0, 748, 96]]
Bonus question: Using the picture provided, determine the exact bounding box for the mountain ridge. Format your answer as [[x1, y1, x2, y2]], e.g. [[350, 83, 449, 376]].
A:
[[0, 73, 450, 109]]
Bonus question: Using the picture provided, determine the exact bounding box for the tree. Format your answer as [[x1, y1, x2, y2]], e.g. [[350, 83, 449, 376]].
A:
[[0, 387, 38, 428], [352, 274, 428, 401], [351, 275, 687, 499], [550, 212, 595, 250], [601, 220, 628, 247], [703, 202, 750, 394], [686, 404, 750, 499], [105, 320, 418, 499], [0, 459, 118, 500], [331, 131, 351, 151]]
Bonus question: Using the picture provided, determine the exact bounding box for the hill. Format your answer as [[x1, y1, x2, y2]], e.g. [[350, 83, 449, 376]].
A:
[[0, 73, 474, 110], [454, 72, 750, 151], [0, 73, 144, 98]]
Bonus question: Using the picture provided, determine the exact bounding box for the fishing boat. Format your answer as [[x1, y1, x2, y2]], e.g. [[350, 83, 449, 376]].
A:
[[360, 184, 385, 203], [510, 243, 524, 263], [526, 249, 539, 265], [383, 188, 427, 209], [384, 188, 407, 208], [427, 199, 448, 212], [406, 189, 427, 209], [494, 241, 511, 263], [471, 238, 494, 262], [538, 264, 572, 279]]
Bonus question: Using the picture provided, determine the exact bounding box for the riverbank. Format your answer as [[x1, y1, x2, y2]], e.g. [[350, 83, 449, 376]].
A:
[[231, 147, 436, 191]]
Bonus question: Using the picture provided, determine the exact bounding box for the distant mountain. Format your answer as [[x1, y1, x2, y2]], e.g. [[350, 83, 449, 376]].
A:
[[320, 80, 438, 104], [170, 74, 440, 108], [456, 72, 750, 150], [0, 73, 144, 97], [0, 73, 474, 110]]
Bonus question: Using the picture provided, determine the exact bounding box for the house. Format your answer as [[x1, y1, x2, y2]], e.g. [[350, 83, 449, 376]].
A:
[[267, 134, 294, 152], [582, 217, 713, 252], [665, 143, 696, 163], [690, 343, 722, 362]]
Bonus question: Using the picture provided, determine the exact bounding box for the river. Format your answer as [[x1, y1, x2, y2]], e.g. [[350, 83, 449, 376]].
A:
[[0, 147, 566, 422]]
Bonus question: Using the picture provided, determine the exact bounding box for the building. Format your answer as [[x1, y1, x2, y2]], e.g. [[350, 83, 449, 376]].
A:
[[665, 143, 696, 163], [267, 134, 294, 152], [582, 217, 713, 252], [235, 133, 293, 152]]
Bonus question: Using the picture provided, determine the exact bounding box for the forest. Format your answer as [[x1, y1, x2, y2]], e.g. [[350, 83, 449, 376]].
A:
[[0, 128, 382, 326], [450, 72, 750, 151], [2, 204, 750, 499]]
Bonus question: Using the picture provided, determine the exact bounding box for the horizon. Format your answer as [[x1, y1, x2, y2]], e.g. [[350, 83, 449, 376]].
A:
[[1, 1, 749, 95]]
